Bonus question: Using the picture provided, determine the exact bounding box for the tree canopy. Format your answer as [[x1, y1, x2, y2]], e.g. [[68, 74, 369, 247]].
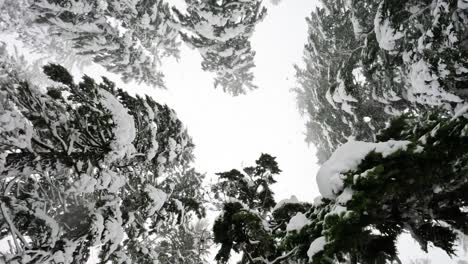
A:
[[295, 0, 468, 163], [211, 113, 468, 264], [173, 0, 266, 95], [0, 60, 208, 263], [1, 0, 468, 263]]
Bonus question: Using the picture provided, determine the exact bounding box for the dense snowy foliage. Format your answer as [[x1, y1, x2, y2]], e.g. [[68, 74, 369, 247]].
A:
[[0, 0, 267, 94], [212, 154, 299, 263], [1, 0, 468, 263], [0, 0, 180, 87], [173, 0, 267, 95], [286, 112, 468, 263], [0, 59, 209, 263], [295, 0, 468, 163], [210, 113, 468, 264]]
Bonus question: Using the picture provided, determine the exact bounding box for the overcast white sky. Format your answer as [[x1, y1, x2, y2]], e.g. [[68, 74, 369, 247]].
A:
[[132, 0, 320, 203], [1, 0, 467, 262]]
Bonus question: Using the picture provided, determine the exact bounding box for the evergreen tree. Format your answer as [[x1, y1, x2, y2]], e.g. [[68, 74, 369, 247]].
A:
[[2, 0, 180, 87], [211, 112, 468, 264], [280, 112, 468, 264], [173, 0, 267, 95], [212, 154, 313, 263], [370, 0, 468, 104], [212, 154, 278, 263], [152, 164, 212, 264], [294, 0, 393, 163], [0, 58, 208, 263], [295, 0, 468, 162]]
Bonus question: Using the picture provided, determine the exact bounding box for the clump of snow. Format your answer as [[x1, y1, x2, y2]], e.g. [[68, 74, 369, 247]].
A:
[[146, 122, 159, 161], [325, 89, 337, 109], [326, 204, 348, 217], [102, 217, 124, 257], [169, 0, 188, 14], [307, 236, 327, 260], [313, 196, 324, 206], [274, 195, 300, 211], [99, 89, 136, 163], [286, 212, 310, 232], [0, 152, 7, 173], [344, 0, 362, 37], [34, 207, 60, 245], [174, 199, 185, 222], [453, 104, 468, 119], [350, 13, 363, 37], [317, 139, 411, 198], [157, 155, 167, 165], [167, 137, 178, 162], [0, 108, 34, 150], [336, 188, 353, 205], [69, 166, 125, 195], [460, 0, 468, 9], [51, 239, 79, 263], [145, 185, 167, 216], [353, 167, 378, 183], [91, 213, 105, 244], [332, 72, 358, 116], [242, 175, 255, 188], [374, 3, 404, 51], [143, 101, 159, 161], [407, 59, 462, 106], [352, 67, 366, 86], [70, 174, 97, 194], [96, 0, 108, 11], [105, 16, 128, 37], [99, 169, 126, 193]]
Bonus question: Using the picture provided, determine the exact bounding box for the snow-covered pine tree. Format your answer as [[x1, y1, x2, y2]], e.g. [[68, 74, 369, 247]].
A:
[[295, 0, 468, 163], [3, 0, 180, 87], [0, 59, 206, 263], [151, 165, 212, 264], [211, 111, 468, 264], [373, 0, 468, 102], [212, 154, 278, 263], [294, 0, 394, 164], [211, 154, 312, 263], [173, 0, 267, 96], [280, 111, 468, 264]]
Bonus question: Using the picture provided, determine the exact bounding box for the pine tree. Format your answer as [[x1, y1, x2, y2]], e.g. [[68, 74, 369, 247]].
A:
[[0, 58, 208, 263], [173, 0, 267, 96], [210, 112, 468, 264], [371, 0, 468, 104], [3, 0, 180, 87], [294, 0, 393, 163], [295, 0, 468, 162], [212, 154, 279, 263], [212, 154, 313, 263], [152, 165, 212, 264], [282, 112, 468, 264]]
